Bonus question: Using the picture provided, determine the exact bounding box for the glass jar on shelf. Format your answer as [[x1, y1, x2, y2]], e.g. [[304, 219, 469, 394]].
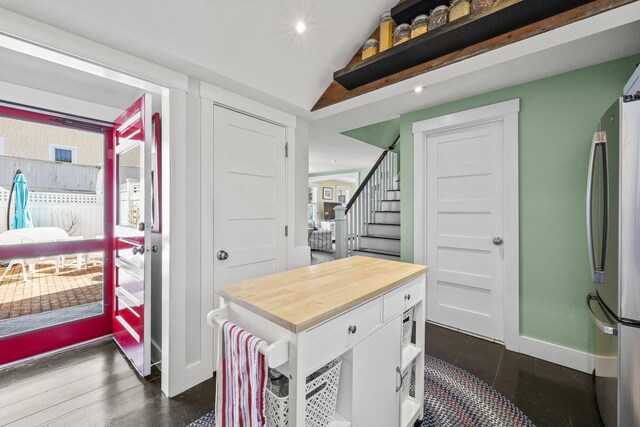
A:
[[393, 23, 410, 46], [410, 14, 428, 38], [449, 0, 472, 21], [361, 38, 379, 60], [379, 11, 395, 52], [428, 5, 449, 30], [472, 0, 494, 11]]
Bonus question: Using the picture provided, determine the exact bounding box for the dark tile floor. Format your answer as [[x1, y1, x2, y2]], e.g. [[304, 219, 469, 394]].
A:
[[0, 323, 603, 426], [426, 323, 604, 427]]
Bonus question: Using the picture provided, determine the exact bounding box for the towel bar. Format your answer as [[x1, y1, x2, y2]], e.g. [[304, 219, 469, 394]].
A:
[[207, 307, 289, 369]]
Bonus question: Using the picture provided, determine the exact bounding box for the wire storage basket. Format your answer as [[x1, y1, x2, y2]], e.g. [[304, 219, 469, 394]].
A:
[[265, 357, 343, 427], [402, 307, 415, 348], [401, 360, 416, 402]]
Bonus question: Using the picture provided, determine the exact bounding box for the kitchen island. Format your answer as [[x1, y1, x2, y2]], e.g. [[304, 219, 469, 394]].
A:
[[210, 256, 428, 427]]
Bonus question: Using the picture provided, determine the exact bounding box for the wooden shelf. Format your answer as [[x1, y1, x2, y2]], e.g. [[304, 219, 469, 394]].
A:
[[333, 0, 595, 90]]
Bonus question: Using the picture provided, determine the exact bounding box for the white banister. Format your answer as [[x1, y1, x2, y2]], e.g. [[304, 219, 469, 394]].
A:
[[343, 141, 398, 258], [334, 205, 346, 259]]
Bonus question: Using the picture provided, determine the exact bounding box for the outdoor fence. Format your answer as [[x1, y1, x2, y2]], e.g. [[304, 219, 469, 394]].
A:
[[0, 187, 104, 238]]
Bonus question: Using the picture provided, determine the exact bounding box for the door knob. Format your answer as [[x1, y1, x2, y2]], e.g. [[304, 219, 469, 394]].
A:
[[217, 250, 229, 261], [132, 245, 145, 255], [493, 237, 504, 246]]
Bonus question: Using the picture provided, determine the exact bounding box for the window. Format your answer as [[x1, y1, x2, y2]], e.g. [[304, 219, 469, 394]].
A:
[[49, 144, 77, 163]]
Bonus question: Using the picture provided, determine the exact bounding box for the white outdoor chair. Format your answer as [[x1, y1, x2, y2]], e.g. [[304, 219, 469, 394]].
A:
[[0, 234, 32, 283]]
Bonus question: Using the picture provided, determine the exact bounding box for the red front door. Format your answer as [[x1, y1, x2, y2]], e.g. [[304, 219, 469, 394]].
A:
[[112, 94, 153, 376], [0, 104, 114, 365]]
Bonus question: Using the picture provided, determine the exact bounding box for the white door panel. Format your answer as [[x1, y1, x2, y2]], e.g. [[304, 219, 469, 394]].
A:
[[213, 106, 287, 287], [427, 120, 505, 341]]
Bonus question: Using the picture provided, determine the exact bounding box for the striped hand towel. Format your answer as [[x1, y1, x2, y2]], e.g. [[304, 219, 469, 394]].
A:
[[216, 321, 267, 427]]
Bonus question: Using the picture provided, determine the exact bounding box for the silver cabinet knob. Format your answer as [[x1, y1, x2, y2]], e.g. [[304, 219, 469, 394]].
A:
[[151, 245, 159, 253], [217, 250, 229, 261], [493, 237, 504, 246], [348, 325, 357, 334], [132, 245, 145, 255], [138, 222, 145, 231]]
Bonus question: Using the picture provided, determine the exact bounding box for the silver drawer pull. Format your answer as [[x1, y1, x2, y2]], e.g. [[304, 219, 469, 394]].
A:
[[348, 325, 357, 334]]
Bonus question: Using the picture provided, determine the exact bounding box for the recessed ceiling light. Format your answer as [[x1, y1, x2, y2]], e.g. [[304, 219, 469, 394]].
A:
[[331, 160, 337, 163], [295, 21, 307, 34], [414, 86, 423, 93]]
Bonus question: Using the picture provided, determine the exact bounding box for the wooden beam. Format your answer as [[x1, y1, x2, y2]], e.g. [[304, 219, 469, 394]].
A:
[[312, 0, 636, 111]]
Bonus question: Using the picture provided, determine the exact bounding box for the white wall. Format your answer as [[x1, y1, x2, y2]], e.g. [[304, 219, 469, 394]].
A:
[[0, 13, 310, 399]]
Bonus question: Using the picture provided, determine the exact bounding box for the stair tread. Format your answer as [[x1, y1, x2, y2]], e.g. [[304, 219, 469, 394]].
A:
[[354, 248, 401, 257], [362, 234, 401, 241]]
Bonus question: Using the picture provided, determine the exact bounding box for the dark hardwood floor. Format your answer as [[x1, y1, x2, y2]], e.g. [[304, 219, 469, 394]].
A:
[[0, 324, 603, 426], [426, 323, 604, 427], [0, 339, 214, 426]]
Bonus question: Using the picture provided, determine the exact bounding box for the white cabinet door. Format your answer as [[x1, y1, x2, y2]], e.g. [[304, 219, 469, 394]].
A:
[[352, 317, 402, 427]]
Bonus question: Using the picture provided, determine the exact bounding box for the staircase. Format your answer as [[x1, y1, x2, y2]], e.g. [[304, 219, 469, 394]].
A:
[[345, 137, 401, 260]]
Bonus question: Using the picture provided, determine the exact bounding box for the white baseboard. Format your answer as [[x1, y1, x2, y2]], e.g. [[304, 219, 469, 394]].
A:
[[519, 336, 594, 374]]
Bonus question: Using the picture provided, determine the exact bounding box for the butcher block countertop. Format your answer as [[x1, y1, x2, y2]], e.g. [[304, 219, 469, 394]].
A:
[[216, 256, 428, 333]]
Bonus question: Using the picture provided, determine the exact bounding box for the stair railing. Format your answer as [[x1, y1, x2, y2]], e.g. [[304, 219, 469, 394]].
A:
[[335, 137, 399, 258]]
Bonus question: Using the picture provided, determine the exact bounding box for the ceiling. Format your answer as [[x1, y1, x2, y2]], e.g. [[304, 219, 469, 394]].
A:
[[0, 0, 392, 115], [0, 1, 638, 176], [309, 131, 382, 174]]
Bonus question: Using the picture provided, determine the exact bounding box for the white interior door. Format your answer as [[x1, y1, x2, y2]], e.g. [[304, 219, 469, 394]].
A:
[[426, 120, 505, 341], [213, 106, 287, 287]]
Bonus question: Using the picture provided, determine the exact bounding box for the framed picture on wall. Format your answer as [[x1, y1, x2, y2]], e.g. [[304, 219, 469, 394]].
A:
[[322, 187, 333, 200]]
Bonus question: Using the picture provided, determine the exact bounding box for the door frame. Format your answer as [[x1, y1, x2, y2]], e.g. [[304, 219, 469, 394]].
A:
[[199, 82, 300, 378], [412, 99, 520, 351], [0, 104, 115, 365]]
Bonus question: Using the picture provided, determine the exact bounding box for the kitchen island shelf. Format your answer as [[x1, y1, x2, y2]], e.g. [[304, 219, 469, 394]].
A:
[[333, 0, 594, 90], [402, 344, 422, 372]]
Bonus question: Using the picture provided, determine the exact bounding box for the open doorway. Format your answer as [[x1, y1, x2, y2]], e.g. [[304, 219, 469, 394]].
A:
[[307, 172, 359, 264], [0, 42, 165, 382]]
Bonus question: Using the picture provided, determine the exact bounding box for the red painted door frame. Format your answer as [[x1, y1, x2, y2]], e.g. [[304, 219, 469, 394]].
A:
[[0, 105, 115, 365]]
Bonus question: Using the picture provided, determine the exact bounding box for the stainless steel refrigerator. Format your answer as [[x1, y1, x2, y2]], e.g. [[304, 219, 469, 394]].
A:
[[586, 95, 640, 427]]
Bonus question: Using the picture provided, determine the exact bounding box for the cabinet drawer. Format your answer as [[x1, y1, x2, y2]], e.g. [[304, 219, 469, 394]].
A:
[[303, 297, 382, 371], [383, 276, 424, 323]]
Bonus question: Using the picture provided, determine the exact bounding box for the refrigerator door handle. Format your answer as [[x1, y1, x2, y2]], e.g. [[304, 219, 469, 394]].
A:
[[586, 293, 618, 336], [586, 131, 608, 283]]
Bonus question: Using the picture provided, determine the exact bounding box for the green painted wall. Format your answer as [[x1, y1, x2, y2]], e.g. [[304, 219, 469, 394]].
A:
[[343, 118, 400, 150], [347, 55, 639, 353]]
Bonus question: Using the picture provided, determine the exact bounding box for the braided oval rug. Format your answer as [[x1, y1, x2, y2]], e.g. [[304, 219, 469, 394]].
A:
[[189, 355, 535, 427], [423, 355, 534, 427]]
